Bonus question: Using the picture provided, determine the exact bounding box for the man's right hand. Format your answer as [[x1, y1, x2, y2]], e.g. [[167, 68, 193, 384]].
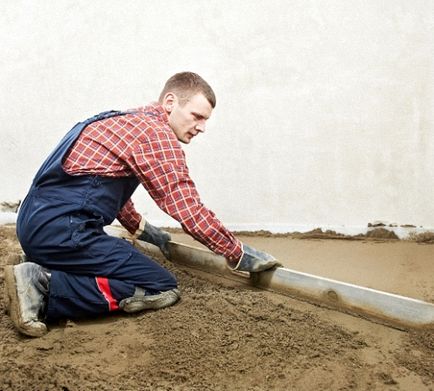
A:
[[136, 220, 171, 259], [227, 243, 281, 272]]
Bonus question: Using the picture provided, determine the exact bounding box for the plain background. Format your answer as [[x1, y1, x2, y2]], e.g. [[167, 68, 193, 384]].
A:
[[1, 1, 433, 233]]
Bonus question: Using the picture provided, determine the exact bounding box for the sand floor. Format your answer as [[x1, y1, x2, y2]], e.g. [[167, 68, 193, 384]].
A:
[[0, 225, 433, 390]]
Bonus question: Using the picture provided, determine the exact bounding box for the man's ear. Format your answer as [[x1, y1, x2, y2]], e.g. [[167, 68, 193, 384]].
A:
[[163, 92, 177, 113]]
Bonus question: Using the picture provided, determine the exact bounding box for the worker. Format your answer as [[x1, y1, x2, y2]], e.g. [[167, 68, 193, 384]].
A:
[[5, 72, 279, 337]]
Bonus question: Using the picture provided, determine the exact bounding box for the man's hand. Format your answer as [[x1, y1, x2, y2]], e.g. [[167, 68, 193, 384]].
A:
[[135, 220, 171, 259], [228, 243, 281, 272]]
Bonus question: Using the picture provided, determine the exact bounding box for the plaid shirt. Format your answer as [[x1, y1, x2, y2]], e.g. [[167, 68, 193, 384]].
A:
[[63, 103, 242, 262]]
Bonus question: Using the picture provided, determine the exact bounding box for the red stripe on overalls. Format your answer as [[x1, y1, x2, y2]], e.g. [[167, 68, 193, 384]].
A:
[[95, 277, 119, 311]]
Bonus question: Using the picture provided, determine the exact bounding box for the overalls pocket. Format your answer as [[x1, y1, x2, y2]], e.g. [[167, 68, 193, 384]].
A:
[[69, 212, 105, 248]]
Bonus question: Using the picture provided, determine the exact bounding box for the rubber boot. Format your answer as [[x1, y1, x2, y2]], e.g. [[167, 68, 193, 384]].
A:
[[119, 287, 180, 313], [4, 262, 50, 337]]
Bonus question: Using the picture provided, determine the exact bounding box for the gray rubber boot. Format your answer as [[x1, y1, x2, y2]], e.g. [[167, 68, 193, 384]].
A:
[[4, 262, 50, 337], [119, 287, 180, 313]]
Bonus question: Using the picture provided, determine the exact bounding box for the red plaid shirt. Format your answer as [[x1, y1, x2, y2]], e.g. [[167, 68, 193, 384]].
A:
[[63, 103, 242, 262]]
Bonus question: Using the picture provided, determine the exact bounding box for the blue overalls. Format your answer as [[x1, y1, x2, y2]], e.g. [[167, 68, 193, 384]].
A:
[[16, 110, 177, 321]]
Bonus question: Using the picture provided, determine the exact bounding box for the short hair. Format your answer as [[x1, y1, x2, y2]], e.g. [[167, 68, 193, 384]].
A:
[[159, 72, 216, 108]]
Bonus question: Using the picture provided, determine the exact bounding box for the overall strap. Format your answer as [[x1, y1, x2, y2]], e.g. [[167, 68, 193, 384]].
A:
[[31, 110, 131, 189]]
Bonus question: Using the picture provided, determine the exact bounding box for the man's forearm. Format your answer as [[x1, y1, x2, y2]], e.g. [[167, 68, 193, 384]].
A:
[[116, 198, 141, 234]]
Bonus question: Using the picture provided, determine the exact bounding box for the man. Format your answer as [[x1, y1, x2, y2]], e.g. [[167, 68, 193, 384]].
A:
[[5, 72, 279, 337]]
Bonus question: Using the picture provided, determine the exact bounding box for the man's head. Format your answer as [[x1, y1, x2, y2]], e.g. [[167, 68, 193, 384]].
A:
[[159, 72, 216, 144]]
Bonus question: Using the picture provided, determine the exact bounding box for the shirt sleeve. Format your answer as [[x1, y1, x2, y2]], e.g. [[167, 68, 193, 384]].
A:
[[129, 130, 243, 262], [116, 198, 142, 234]]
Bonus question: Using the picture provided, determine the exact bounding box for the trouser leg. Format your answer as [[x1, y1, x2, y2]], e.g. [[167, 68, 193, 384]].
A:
[[45, 271, 135, 321], [27, 235, 177, 321]]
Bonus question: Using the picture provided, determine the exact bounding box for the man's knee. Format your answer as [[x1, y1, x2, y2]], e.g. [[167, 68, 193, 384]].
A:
[[152, 267, 178, 292], [128, 249, 178, 292]]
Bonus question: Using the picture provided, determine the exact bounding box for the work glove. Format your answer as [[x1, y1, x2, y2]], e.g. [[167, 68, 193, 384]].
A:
[[228, 243, 281, 272], [135, 220, 171, 259]]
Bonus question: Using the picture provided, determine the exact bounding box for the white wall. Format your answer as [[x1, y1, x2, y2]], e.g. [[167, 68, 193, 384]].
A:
[[1, 0, 433, 232]]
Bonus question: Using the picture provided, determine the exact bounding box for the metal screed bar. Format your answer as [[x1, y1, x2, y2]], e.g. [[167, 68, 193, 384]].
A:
[[106, 226, 434, 329]]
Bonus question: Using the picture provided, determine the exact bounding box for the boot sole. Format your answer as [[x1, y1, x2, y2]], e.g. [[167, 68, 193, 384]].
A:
[[4, 265, 47, 337]]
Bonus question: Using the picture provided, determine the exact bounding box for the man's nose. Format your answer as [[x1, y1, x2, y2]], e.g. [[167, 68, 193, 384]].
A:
[[195, 121, 206, 133]]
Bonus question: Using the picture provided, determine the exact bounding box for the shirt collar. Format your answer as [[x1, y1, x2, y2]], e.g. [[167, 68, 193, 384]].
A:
[[141, 102, 169, 124]]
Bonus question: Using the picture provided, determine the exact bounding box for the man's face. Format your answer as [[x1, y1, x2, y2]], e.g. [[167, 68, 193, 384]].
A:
[[165, 93, 213, 144]]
